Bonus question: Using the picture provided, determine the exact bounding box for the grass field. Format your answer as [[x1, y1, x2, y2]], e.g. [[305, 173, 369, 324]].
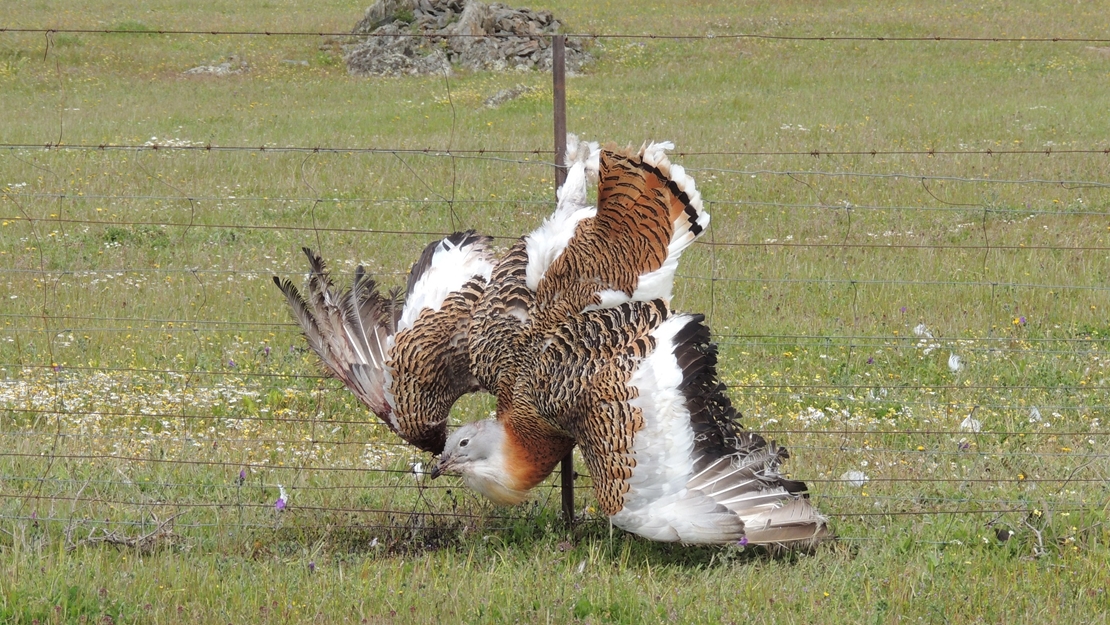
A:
[[2, 0, 1110, 622]]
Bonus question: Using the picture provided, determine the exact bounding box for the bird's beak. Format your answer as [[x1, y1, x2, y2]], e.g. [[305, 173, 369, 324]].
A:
[[430, 453, 454, 480]]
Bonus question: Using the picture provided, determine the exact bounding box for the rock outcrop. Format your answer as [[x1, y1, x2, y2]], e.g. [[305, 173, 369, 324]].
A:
[[344, 0, 588, 76]]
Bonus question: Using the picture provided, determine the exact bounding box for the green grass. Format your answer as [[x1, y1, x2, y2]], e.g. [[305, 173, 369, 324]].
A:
[[2, 0, 1110, 622]]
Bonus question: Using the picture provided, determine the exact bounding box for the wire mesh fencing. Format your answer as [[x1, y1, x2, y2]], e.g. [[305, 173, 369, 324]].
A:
[[1, 26, 1108, 554]]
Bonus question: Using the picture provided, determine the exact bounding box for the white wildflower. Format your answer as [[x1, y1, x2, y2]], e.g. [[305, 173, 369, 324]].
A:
[[840, 471, 869, 487], [797, 406, 828, 427], [960, 414, 981, 433], [948, 353, 962, 373]]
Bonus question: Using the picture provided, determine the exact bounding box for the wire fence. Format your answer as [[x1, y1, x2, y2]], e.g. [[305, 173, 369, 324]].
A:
[[1, 24, 1109, 553], [7, 26, 1110, 43]]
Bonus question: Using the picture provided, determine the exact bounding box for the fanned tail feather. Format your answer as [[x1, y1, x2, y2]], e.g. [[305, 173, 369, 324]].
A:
[[273, 276, 326, 362], [673, 315, 827, 545], [349, 266, 402, 380], [564, 133, 601, 179], [623, 141, 710, 304], [606, 312, 827, 545], [734, 498, 828, 545], [528, 139, 711, 323], [685, 450, 827, 545], [276, 233, 495, 453]]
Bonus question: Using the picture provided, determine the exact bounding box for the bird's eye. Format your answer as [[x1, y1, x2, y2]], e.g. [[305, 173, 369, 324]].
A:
[[459, 438, 469, 448]]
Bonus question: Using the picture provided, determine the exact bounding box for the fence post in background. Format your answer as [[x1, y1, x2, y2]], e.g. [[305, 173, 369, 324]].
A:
[[552, 34, 575, 527], [553, 35, 567, 188]]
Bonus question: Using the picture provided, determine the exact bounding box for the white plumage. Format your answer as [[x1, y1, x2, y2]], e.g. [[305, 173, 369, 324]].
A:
[[400, 235, 495, 332]]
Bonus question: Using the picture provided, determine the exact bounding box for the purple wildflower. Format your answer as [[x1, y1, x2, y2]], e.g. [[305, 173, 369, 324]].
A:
[[264, 346, 271, 357], [275, 484, 288, 511], [1019, 316, 1026, 325], [900, 306, 907, 313], [866, 357, 874, 365], [308, 561, 316, 573], [228, 359, 236, 368], [237, 468, 246, 485], [738, 536, 749, 546]]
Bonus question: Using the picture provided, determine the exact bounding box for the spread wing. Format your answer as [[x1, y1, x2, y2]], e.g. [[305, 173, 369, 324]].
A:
[[275, 230, 495, 453], [530, 301, 827, 545], [273, 248, 401, 422]]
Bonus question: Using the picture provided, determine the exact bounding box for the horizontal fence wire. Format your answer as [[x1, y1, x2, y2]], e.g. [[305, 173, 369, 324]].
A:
[[6, 319, 1106, 343], [6, 222, 1110, 252], [0, 474, 1099, 504], [4, 362, 1109, 391], [3, 264, 1108, 286], [1, 28, 1108, 551], [2, 401, 1108, 430], [0, 452, 1104, 485], [1, 436, 1108, 461], [4, 27, 1110, 43], [3, 192, 1110, 217], [5, 142, 1110, 157]]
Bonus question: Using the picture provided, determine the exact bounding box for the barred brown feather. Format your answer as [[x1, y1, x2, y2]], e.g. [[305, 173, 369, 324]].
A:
[[274, 231, 494, 453], [469, 240, 534, 398], [549, 305, 824, 543], [387, 276, 486, 452], [456, 143, 716, 511], [528, 300, 670, 514], [530, 144, 707, 328]]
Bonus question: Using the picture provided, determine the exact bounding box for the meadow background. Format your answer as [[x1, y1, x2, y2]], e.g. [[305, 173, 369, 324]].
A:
[[2, 0, 1109, 622]]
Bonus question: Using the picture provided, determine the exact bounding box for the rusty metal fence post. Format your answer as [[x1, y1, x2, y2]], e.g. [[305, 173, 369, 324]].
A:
[[552, 34, 575, 526]]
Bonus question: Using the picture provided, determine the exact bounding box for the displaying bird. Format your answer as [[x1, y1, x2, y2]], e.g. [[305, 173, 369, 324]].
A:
[[451, 137, 707, 497], [433, 139, 827, 544], [273, 230, 496, 453], [275, 137, 826, 545]]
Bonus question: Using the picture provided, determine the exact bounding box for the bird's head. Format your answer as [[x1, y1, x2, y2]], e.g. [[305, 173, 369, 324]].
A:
[[430, 418, 530, 505]]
